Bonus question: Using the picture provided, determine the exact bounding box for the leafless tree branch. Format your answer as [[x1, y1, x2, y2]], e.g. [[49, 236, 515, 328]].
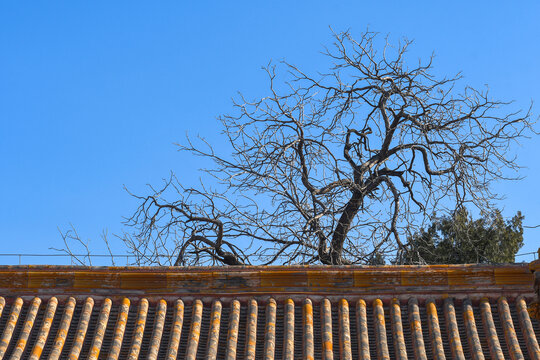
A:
[[76, 30, 535, 266]]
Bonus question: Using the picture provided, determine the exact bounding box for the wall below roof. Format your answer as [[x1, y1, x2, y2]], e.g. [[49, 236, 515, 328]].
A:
[[0, 264, 534, 302]]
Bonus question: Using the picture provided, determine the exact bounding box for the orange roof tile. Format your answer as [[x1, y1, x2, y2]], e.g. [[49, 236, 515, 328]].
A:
[[0, 264, 538, 359]]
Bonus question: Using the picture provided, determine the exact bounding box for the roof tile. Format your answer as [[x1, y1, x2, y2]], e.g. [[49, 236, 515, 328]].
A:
[[0, 264, 538, 359]]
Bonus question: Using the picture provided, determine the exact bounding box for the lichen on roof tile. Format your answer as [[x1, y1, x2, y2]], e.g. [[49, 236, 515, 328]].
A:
[[0, 264, 538, 359]]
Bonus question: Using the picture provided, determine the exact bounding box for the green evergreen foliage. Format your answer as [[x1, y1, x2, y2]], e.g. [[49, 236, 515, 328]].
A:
[[403, 209, 524, 264]]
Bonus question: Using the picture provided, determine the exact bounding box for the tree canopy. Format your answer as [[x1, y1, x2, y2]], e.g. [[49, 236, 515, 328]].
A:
[[402, 208, 524, 264], [62, 30, 536, 266]]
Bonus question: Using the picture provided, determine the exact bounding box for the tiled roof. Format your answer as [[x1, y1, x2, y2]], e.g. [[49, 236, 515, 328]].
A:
[[0, 264, 539, 359]]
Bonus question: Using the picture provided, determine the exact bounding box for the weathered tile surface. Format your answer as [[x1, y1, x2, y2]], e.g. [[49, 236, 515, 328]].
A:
[[0, 264, 538, 359]]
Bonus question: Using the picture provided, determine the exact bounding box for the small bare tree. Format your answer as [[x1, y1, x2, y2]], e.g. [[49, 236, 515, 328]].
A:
[[120, 30, 535, 266]]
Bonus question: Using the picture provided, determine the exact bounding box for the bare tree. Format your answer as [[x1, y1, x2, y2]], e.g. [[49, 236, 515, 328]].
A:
[[119, 30, 535, 266]]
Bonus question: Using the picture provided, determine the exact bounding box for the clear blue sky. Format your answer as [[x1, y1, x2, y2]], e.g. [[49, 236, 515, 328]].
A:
[[1, 1, 539, 265]]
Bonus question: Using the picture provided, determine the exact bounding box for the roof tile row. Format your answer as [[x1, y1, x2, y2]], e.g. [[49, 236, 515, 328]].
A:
[[0, 263, 539, 359], [0, 295, 538, 360]]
